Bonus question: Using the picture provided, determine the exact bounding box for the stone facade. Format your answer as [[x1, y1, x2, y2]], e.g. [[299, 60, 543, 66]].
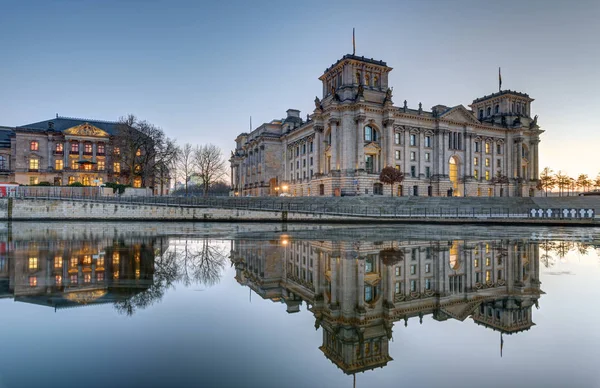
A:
[[0, 117, 165, 192], [231, 54, 543, 197]]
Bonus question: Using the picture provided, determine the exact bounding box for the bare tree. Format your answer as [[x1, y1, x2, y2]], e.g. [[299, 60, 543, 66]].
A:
[[194, 144, 227, 197], [379, 166, 404, 197], [175, 143, 196, 195]]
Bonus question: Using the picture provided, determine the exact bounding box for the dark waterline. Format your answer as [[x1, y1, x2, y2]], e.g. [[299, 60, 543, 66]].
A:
[[0, 223, 598, 388]]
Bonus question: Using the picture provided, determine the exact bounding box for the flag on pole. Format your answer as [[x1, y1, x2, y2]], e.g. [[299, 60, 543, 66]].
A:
[[499, 67, 502, 92], [353, 28, 356, 55], [500, 333, 504, 357]]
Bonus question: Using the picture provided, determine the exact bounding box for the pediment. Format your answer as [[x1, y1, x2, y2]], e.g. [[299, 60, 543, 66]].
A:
[[63, 123, 110, 137], [440, 300, 480, 321], [439, 105, 481, 125], [364, 142, 381, 153]]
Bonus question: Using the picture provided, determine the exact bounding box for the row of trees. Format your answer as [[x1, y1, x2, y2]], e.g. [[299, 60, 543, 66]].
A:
[[114, 115, 228, 196], [538, 167, 600, 196]]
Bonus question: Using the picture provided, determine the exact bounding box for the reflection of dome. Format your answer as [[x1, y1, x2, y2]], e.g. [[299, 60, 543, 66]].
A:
[[449, 243, 460, 270], [64, 290, 108, 304]]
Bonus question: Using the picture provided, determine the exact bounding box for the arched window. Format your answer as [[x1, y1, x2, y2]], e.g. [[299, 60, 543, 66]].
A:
[[0, 155, 6, 170], [495, 105, 499, 114], [486, 107, 491, 116], [365, 74, 370, 87], [364, 126, 377, 142], [478, 109, 483, 120], [356, 71, 361, 85], [374, 75, 379, 88]]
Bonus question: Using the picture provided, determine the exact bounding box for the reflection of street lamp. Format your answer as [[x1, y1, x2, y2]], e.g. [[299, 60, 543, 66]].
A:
[[282, 185, 289, 192], [280, 234, 289, 246], [274, 186, 279, 196]]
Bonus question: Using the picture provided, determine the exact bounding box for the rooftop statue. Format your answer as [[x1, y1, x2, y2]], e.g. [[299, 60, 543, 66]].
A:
[[357, 84, 364, 99], [314, 96, 322, 110]]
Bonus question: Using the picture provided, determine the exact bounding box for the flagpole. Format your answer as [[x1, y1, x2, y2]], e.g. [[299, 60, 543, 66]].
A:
[[353, 28, 356, 55], [498, 67, 502, 92]]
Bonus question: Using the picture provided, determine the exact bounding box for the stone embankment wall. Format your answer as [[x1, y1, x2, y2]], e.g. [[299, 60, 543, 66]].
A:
[[0, 197, 597, 224]]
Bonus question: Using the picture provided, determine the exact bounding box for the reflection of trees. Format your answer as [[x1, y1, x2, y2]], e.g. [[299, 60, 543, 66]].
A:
[[115, 238, 227, 316], [539, 240, 557, 268]]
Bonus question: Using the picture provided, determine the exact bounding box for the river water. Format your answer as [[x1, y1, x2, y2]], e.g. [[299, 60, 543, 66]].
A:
[[0, 222, 598, 388]]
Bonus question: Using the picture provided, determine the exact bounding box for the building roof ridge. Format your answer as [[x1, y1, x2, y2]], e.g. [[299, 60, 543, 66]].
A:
[[56, 115, 119, 124]]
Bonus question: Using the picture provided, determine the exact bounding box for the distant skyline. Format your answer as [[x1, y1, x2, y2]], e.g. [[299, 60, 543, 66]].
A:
[[1, 0, 599, 177]]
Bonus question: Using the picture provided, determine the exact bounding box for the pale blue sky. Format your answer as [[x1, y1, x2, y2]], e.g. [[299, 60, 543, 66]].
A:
[[1, 0, 598, 176]]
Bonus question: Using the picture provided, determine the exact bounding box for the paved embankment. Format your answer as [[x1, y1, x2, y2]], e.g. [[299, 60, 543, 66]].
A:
[[0, 196, 598, 225]]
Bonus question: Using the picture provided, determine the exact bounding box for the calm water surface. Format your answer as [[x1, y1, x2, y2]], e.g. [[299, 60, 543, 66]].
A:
[[0, 223, 599, 388]]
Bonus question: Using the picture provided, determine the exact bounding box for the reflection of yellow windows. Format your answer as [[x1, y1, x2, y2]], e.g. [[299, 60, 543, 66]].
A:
[[54, 257, 63, 268], [485, 142, 491, 154], [97, 257, 104, 267], [113, 253, 120, 265], [29, 276, 37, 287], [485, 270, 491, 283], [83, 255, 91, 265], [70, 258, 78, 267], [136, 149, 141, 156], [28, 257, 38, 270], [135, 269, 140, 279], [113, 271, 119, 279], [449, 242, 459, 270], [97, 273, 104, 281], [55, 275, 62, 285], [474, 259, 479, 268], [84, 273, 91, 283]]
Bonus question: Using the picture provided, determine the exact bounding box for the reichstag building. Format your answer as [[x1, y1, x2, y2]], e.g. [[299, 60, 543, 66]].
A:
[[230, 53, 542, 197]]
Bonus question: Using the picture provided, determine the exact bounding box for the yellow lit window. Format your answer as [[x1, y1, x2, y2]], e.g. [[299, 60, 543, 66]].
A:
[[70, 258, 78, 267], [113, 162, 120, 173], [486, 258, 491, 266], [485, 142, 490, 154], [485, 244, 490, 254], [83, 255, 91, 265], [70, 274, 78, 284], [29, 177, 38, 185], [113, 252, 120, 265], [55, 275, 62, 285], [30, 141, 39, 151], [136, 149, 142, 157], [56, 143, 64, 153], [97, 257, 104, 267], [29, 158, 39, 170], [133, 177, 142, 188], [84, 143, 92, 154], [113, 147, 120, 155], [97, 272, 104, 281], [474, 170, 479, 179], [485, 171, 490, 180], [71, 159, 79, 169], [474, 157, 478, 166], [82, 176, 91, 186], [488, 187, 493, 196], [485, 270, 491, 283], [83, 163, 92, 171], [84, 273, 91, 283], [477, 188, 481, 196], [113, 271, 119, 279], [28, 257, 38, 270], [54, 256, 63, 268], [474, 259, 479, 267], [134, 164, 141, 173], [68, 176, 75, 185], [485, 158, 490, 167], [55, 159, 63, 170], [97, 160, 105, 171]]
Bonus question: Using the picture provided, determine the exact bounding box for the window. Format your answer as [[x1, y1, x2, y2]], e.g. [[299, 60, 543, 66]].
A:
[[474, 142, 480, 152], [425, 278, 431, 290], [395, 150, 401, 160], [478, 109, 483, 119], [82, 176, 91, 186], [365, 155, 374, 173], [309, 142, 313, 153], [97, 143, 105, 155], [303, 159, 306, 167], [474, 157, 479, 166], [302, 144, 306, 154], [395, 282, 401, 294], [84, 273, 91, 283], [29, 276, 37, 287], [310, 157, 313, 166], [485, 171, 490, 180], [410, 166, 416, 178], [425, 152, 430, 162], [410, 265, 416, 275], [488, 187, 493, 196], [425, 167, 430, 178], [296, 161, 299, 169], [410, 280, 417, 292], [474, 170, 479, 179], [394, 133, 401, 145], [113, 147, 120, 155], [133, 177, 142, 188], [496, 144, 502, 154], [410, 151, 416, 161], [364, 126, 376, 142], [28, 257, 38, 270], [485, 142, 491, 154], [487, 107, 491, 116], [56, 143, 64, 153], [68, 176, 75, 185], [424, 136, 431, 147], [410, 134, 416, 146], [485, 158, 490, 167], [485, 270, 491, 283], [496, 159, 501, 168], [30, 141, 39, 151], [55, 275, 62, 285], [71, 142, 79, 153], [395, 165, 401, 170], [84, 163, 92, 171], [84, 143, 92, 154], [425, 263, 431, 273], [395, 267, 401, 276], [365, 286, 373, 302], [477, 187, 481, 196], [54, 257, 63, 268], [495, 104, 499, 114], [97, 273, 104, 281], [71, 159, 79, 169], [70, 274, 78, 284], [29, 158, 39, 170], [55, 159, 63, 170], [98, 160, 105, 171], [475, 259, 479, 267], [70, 257, 78, 267], [113, 162, 121, 173]]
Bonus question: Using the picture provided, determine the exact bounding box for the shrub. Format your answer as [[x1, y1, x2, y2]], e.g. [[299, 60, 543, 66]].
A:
[[68, 182, 84, 187]]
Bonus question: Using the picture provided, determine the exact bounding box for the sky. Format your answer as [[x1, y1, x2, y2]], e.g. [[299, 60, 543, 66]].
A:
[[1, 0, 599, 178]]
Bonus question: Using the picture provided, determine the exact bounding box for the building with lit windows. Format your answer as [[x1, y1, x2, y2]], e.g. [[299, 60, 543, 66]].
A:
[[0, 116, 154, 189], [231, 236, 542, 375], [231, 54, 542, 197]]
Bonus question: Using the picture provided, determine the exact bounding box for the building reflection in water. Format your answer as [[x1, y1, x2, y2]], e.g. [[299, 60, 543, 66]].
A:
[[231, 236, 543, 375], [0, 236, 164, 312]]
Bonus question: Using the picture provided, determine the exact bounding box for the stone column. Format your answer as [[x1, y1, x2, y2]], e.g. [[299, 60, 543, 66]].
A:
[[330, 256, 338, 306], [63, 142, 69, 170], [47, 137, 53, 170], [384, 119, 395, 167], [314, 129, 322, 174], [491, 137, 496, 182], [357, 258, 365, 311], [418, 129, 425, 177], [403, 130, 409, 174], [330, 123, 338, 171], [355, 115, 366, 170], [92, 142, 97, 163], [441, 131, 447, 176]]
